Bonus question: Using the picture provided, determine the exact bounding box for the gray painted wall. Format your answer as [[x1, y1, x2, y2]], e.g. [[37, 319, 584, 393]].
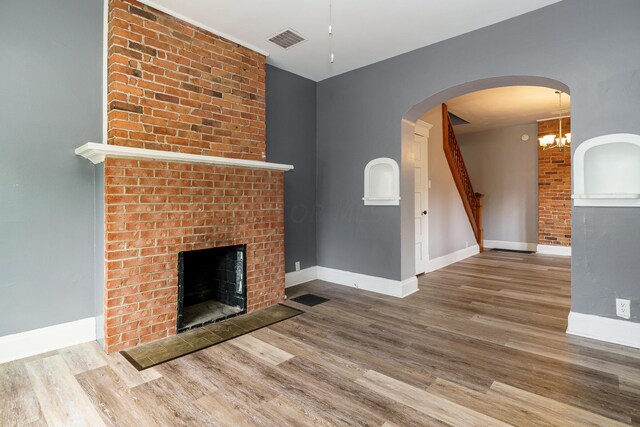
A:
[[265, 65, 317, 272], [458, 124, 538, 245], [316, 85, 403, 280], [422, 107, 475, 259], [0, 0, 103, 336], [316, 0, 640, 322]]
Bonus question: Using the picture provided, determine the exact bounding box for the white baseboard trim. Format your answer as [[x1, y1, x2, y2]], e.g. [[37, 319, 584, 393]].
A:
[[567, 311, 640, 349], [285, 266, 318, 288], [400, 277, 420, 297], [0, 317, 97, 364], [316, 266, 418, 298], [285, 266, 418, 298], [484, 240, 538, 252], [426, 244, 480, 273], [537, 244, 572, 256]]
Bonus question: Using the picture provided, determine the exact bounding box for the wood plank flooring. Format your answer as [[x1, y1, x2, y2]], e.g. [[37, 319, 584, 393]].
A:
[[2, 251, 640, 426]]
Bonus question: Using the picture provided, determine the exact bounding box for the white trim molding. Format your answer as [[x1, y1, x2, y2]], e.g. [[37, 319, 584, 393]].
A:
[[75, 143, 294, 171], [137, 0, 270, 57], [102, 0, 108, 144], [285, 267, 318, 288], [567, 311, 640, 349], [0, 317, 97, 364], [285, 266, 418, 298], [537, 244, 571, 256], [426, 244, 480, 272], [317, 266, 418, 298], [484, 240, 538, 252], [414, 119, 434, 137]]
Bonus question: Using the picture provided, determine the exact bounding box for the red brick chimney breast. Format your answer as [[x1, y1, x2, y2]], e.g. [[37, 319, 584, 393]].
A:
[[103, 0, 284, 352]]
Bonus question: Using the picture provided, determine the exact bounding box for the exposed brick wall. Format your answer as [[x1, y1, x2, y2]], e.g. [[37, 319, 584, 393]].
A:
[[538, 117, 571, 246], [108, 0, 266, 160], [104, 158, 285, 352], [103, 0, 283, 352]]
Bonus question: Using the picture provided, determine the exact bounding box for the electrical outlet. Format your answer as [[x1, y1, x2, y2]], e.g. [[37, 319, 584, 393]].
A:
[[616, 298, 631, 319], [295, 261, 300, 271]]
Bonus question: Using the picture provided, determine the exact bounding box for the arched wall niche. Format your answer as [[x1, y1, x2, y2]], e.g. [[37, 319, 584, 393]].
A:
[[363, 157, 401, 206], [573, 133, 640, 207]]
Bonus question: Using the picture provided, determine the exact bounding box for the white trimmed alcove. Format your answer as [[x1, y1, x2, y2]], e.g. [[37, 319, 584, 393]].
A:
[[363, 157, 400, 205], [572, 133, 640, 207]]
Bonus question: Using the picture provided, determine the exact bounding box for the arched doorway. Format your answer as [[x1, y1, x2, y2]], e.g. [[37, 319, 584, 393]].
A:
[[400, 76, 571, 279]]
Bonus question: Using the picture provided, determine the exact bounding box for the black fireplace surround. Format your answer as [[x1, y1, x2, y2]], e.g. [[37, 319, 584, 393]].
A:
[[177, 244, 247, 332]]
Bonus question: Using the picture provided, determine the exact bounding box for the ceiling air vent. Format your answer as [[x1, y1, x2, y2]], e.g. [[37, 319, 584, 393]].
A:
[[267, 29, 305, 49]]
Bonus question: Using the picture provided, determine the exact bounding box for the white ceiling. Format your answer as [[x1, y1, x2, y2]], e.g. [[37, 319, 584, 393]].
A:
[[444, 86, 571, 135], [139, 0, 561, 82]]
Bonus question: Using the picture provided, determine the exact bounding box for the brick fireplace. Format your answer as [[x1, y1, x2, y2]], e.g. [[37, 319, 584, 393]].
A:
[[101, 0, 287, 352]]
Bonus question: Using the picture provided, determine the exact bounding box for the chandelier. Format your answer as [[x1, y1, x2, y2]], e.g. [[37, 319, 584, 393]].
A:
[[539, 91, 571, 150]]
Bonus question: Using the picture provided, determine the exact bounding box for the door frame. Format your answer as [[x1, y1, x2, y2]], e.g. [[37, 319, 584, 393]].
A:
[[414, 119, 432, 275]]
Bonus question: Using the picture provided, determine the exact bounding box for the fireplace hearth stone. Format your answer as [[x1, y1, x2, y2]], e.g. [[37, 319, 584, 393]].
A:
[[121, 304, 303, 370]]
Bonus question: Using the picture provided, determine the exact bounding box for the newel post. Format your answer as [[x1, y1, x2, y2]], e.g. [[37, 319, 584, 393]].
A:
[[476, 193, 484, 252]]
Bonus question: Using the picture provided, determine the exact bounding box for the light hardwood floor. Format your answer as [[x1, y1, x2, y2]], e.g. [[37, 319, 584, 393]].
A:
[[2, 251, 640, 426]]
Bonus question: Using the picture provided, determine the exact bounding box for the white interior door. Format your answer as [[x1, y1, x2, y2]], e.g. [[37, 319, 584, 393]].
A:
[[414, 120, 432, 275]]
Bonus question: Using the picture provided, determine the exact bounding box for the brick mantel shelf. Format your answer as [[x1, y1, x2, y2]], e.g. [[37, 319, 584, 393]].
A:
[[76, 143, 294, 171]]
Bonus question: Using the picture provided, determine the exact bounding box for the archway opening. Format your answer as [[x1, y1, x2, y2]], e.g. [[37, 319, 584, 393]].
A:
[[401, 76, 572, 291]]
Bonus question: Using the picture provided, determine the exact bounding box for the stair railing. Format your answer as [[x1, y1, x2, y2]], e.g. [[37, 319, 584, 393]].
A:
[[442, 103, 484, 251]]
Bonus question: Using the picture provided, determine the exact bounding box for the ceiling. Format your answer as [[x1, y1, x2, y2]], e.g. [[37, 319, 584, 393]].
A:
[[139, 0, 561, 82], [443, 86, 571, 135]]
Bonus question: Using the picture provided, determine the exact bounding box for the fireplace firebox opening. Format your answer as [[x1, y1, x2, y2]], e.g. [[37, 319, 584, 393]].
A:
[[177, 244, 247, 332]]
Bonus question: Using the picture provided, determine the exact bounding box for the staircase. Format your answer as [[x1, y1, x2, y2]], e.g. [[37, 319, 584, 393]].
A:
[[442, 103, 484, 251]]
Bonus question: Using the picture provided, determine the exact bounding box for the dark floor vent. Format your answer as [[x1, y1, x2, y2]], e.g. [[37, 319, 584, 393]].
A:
[[290, 294, 329, 307], [491, 248, 535, 254]]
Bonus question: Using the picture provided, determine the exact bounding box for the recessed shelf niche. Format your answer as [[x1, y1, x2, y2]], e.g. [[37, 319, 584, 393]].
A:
[[572, 133, 640, 207], [363, 157, 400, 206]]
